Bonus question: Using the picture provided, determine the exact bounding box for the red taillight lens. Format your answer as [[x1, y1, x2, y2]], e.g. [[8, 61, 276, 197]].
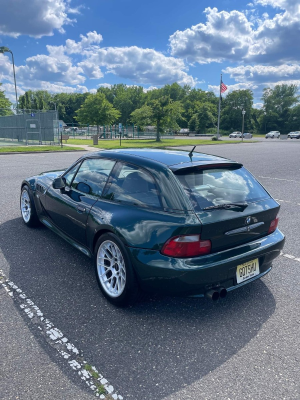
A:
[[161, 235, 211, 258], [268, 216, 279, 234]]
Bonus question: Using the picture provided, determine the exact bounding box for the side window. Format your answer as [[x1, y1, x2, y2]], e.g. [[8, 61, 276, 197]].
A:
[[104, 163, 161, 209], [63, 163, 80, 187], [72, 158, 115, 197]]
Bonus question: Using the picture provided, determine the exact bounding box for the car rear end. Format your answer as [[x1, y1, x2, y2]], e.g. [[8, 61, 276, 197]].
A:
[[129, 160, 285, 297]]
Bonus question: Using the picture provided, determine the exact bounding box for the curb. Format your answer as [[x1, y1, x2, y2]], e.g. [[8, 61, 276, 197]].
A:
[[0, 149, 88, 155]]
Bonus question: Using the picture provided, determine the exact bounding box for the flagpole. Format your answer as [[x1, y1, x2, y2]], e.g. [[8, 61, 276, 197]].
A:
[[217, 73, 222, 140]]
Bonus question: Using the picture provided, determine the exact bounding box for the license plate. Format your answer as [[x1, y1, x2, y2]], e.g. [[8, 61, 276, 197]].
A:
[[236, 258, 260, 284]]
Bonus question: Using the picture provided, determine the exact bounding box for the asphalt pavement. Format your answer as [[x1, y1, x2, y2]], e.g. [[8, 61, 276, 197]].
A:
[[0, 141, 300, 400]]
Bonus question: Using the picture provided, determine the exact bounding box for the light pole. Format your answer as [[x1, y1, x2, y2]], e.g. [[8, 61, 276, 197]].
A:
[[242, 109, 246, 143], [0, 46, 18, 112], [50, 101, 62, 147]]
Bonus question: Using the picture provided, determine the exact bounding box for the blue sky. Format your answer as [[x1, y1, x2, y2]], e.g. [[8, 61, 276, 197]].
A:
[[1, 0, 299, 107]]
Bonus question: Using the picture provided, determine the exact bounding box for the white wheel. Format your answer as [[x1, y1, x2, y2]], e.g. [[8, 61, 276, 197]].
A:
[[94, 233, 143, 306], [97, 240, 126, 298], [20, 185, 40, 227], [21, 189, 31, 223]]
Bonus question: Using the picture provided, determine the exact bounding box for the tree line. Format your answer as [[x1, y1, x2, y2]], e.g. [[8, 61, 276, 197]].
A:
[[1, 82, 300, 137]]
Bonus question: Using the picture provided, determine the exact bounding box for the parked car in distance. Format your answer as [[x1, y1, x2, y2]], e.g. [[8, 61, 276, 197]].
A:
[[265, 131, 280, 138], [20, 149, 285, 306], [287, 131, 300, 139], [229, 131, 242, 138], [177, 128, 190, 136], [241, 132, 253, 139]]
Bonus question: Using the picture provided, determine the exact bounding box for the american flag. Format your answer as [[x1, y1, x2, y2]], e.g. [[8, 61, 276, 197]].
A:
[[221, 82, 227, 93]]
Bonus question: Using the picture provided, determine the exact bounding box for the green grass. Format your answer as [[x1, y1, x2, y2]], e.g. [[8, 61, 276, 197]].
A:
[[68, 138, 248, 149], [0, 146, 84, 153], [84, 364, 100, 380]]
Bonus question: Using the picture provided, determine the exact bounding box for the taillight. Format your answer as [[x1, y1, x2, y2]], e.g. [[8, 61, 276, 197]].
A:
[[268, 215, 279, 234], [161, 234, 211, 258]]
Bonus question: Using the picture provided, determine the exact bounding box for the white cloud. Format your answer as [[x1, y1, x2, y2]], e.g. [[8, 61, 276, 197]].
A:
[[17, 54, 85, 85], [254, 0, 300, 12], [65, 31, 103, 54], [0, 0, 76, 38], [169, 7, 253, 63], [97, 83, 112, 88], [143, 86, 158, 93], [0, 82, 24, 103], [253, 102, 263, 109], [208, 82, 258, 96], [224, 64, 300, 84], [169, 2, 300, 66], [83, 46, 196, 86]]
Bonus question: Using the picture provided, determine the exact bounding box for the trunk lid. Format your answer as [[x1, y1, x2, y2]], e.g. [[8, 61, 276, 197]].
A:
[[173, 163, 280, 253]]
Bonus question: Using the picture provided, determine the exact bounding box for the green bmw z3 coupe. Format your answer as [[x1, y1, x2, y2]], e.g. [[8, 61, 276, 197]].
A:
[[20, 149, 285, 306]]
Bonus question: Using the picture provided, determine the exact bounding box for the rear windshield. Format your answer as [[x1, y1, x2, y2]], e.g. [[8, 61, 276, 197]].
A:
[[175, 166, 270, 212]]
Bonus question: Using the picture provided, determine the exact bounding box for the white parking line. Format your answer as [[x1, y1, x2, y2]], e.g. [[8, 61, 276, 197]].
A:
[[280, 252, 300, 262], [258, 176, 300, 183], [274, 199, 300, 206], [0, 270, 123, 400]]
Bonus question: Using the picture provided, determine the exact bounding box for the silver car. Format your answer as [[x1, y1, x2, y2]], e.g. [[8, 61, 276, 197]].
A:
[[229, 131, 242, 138], [265, 131, 280, 138], [287, 131, 300, 139]]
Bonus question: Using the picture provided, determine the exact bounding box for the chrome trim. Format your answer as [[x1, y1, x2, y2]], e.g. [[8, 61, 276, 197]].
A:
[[225, 222, 264, 235]]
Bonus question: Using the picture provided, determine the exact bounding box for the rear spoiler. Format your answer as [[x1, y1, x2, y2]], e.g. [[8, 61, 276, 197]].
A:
[[170, 161, 243, 173]]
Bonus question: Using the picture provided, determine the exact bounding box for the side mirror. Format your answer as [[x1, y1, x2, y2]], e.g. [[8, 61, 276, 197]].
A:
[[53, 177, 66, 190]]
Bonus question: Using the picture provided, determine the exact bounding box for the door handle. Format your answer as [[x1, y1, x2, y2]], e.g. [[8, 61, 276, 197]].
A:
[[77, 205, 86, 213]]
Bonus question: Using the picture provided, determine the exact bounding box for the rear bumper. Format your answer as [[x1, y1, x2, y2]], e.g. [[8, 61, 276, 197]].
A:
[[128, 229, 285, 296]]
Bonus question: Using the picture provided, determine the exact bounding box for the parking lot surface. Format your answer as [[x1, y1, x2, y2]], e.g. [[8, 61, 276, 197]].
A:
[[1, 141, 300, 399]]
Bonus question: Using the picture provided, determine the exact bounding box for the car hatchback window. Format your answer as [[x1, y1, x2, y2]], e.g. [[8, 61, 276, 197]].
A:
[[175, 166, 270, 212], [72, 158, 115, 197], [104, 163, 161, 209]]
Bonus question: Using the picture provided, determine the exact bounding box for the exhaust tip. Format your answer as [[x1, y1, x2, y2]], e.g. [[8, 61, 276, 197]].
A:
[[218, 287, 227, 299], [205, 290, 220, 301]]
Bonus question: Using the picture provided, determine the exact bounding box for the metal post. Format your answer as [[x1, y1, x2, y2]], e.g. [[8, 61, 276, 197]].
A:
[[10, 51, 18, 112], [216, 74, 222, 140], [242, 109, 246, 143]]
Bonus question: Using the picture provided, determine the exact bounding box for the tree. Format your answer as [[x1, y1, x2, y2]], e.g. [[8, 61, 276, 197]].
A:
[[221, 90, 253, 132], [76, 92, 120, 134], [53, 92, 89, 123], [130, 105, 153, 130], [98, 84, 146, 124], [0, 83, 12, 116], [18, 90, 52, 110], [262, 84, 299, 133], [188, 103, 216, 133]]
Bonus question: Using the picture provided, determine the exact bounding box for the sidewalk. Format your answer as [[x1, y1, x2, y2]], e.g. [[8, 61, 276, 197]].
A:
[[63, 144, 101, 152]]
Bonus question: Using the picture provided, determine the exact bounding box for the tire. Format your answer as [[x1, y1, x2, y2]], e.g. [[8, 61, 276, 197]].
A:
[[94, 233, 143, 306], [20, 185, 40, 227]]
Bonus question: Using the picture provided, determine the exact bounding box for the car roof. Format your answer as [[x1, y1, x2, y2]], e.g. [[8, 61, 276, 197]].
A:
[[92, 148, 240, 170]]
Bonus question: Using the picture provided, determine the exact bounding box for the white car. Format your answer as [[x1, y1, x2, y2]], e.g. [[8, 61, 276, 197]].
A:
[[265, 131, 280, 138], [287, 131, 300, 139], [229, 131, 242, 138], [242, 132, 253, 139]]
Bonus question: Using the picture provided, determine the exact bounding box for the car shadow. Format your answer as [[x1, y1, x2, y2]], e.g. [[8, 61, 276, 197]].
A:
[[0, 218, 276, 400]]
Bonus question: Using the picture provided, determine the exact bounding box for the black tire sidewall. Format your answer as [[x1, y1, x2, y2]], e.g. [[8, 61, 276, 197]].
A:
[[94, 233, 138, 306]]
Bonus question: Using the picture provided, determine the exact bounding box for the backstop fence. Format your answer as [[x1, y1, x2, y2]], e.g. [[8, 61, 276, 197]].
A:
[[0, 109, 60, 146]]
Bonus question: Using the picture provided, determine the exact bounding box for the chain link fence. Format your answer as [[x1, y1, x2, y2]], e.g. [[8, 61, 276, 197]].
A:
[[0, 109, 59, 146], [62, 123, 174, 140]]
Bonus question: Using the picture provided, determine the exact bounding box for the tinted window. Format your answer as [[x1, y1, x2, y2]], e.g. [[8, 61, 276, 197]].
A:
[[72, 158, 115, 197], [104, 163, 161, 209], [175, 167, 270, 212], [63, 163, 80, 187]]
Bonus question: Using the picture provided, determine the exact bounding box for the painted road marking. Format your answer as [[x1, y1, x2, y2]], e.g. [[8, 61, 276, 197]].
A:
[[0, 270, 123, 400], [280, 252, 300, 263], [274, 199, 300, 206], [259, 176, 300, 183]]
